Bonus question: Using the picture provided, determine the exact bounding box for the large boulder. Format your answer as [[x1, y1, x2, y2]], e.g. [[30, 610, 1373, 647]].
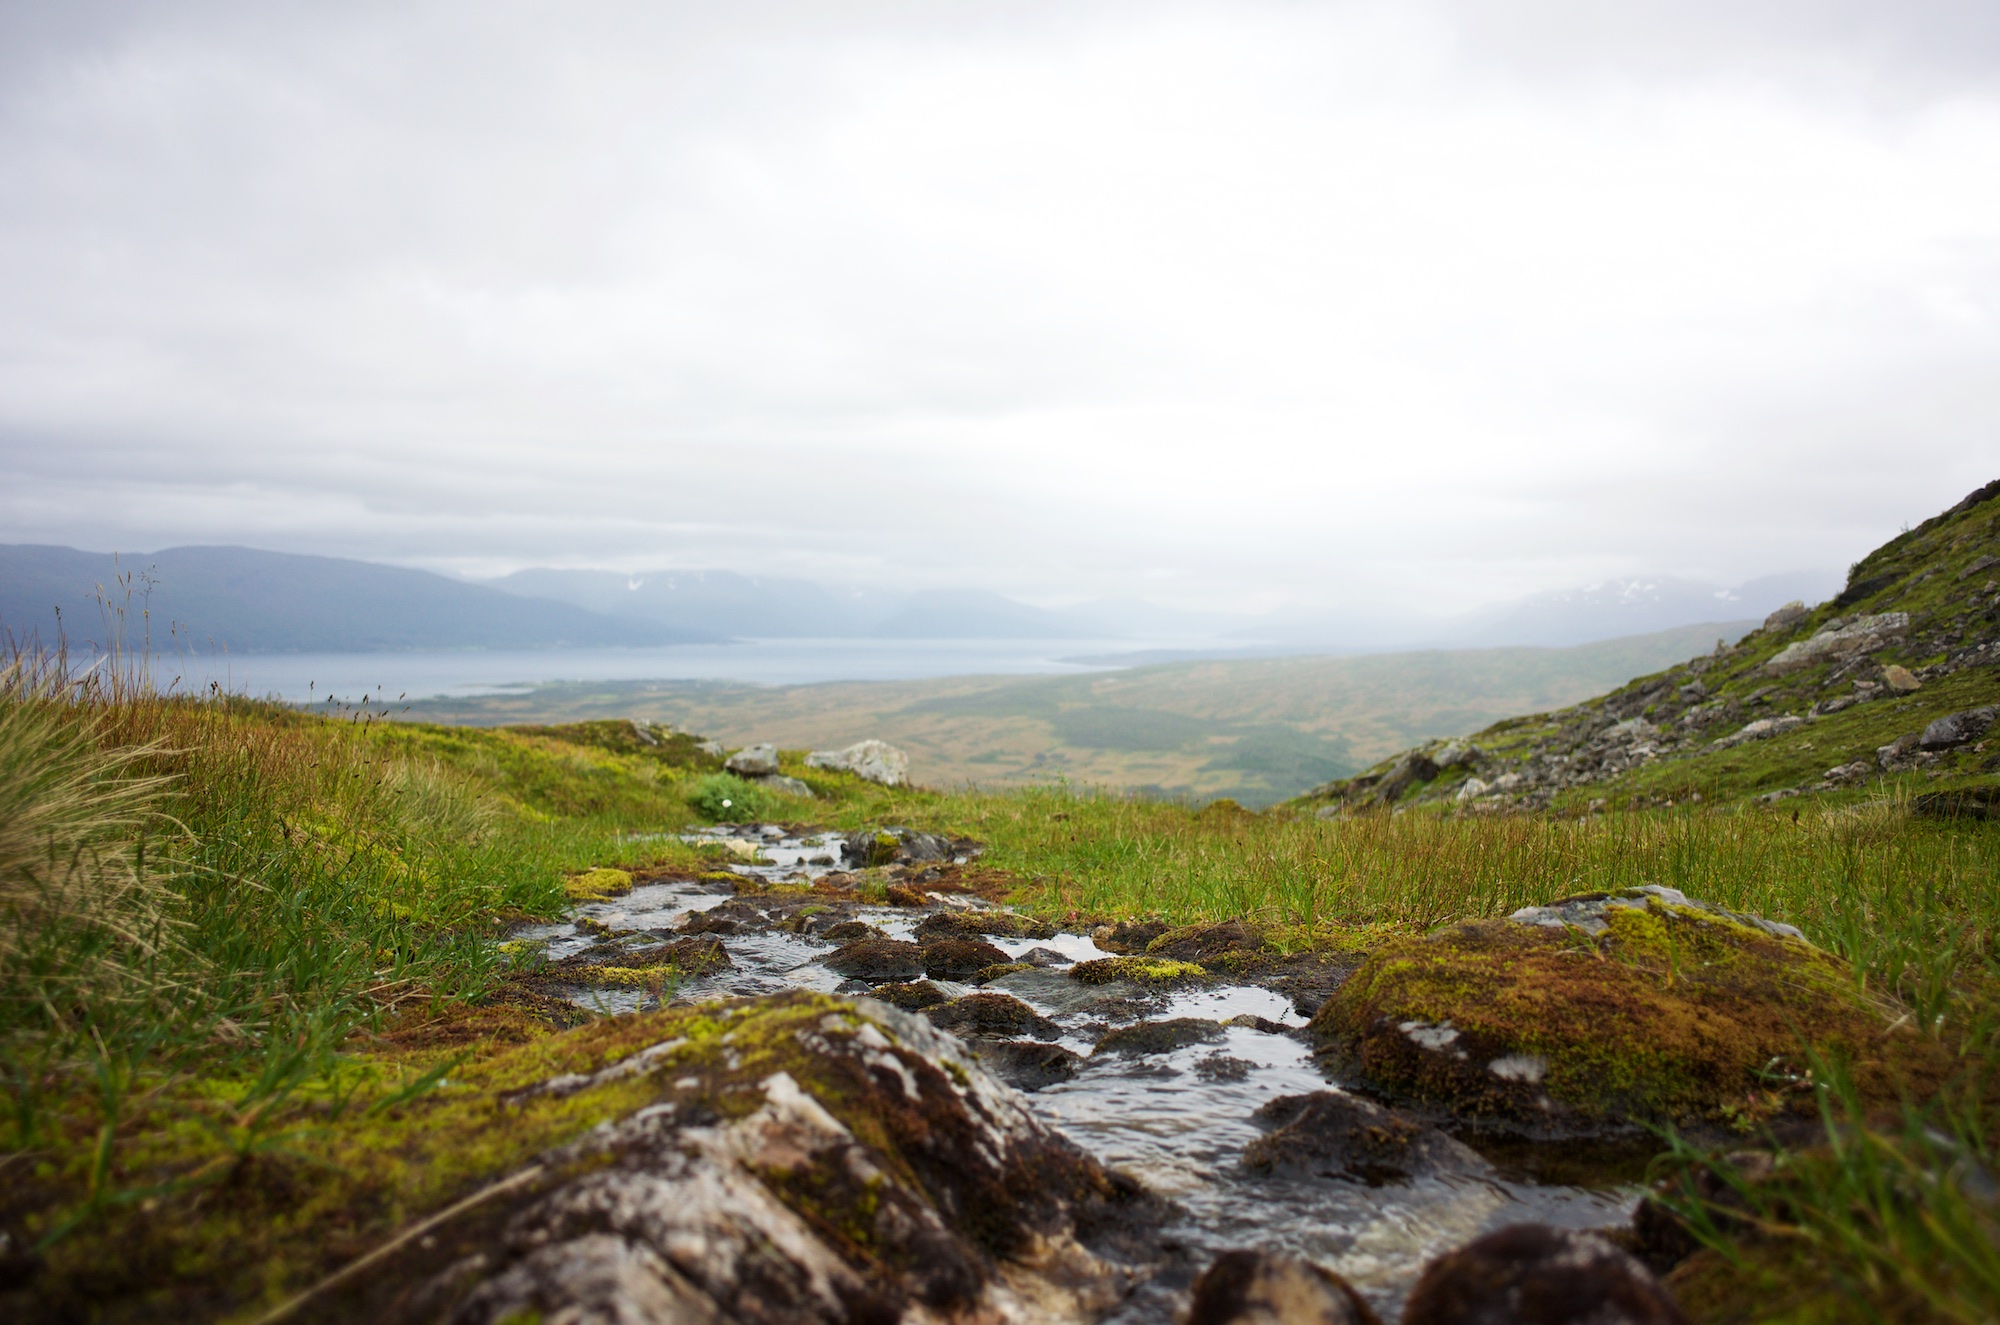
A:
[[805, 739, 910, 786], [1310, 889, 1946, 1136], [723, 742, 781, 777], [1919, 706, 1997, 750], [379, 993, 1162, 1323]]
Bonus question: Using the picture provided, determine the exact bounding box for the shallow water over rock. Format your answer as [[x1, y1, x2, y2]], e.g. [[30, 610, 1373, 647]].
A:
[[507, 826, 1640, 1320]]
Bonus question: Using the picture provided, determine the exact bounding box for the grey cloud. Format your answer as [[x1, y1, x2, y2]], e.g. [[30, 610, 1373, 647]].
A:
[[0, 1, 1996, 615]]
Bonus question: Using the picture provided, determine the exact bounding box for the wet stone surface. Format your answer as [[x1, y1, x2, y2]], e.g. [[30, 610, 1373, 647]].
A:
[[505, 826, 1641, 1321]]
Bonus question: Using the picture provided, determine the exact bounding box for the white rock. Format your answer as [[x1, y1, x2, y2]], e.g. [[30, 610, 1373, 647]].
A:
[[804, 739, 910, 787]]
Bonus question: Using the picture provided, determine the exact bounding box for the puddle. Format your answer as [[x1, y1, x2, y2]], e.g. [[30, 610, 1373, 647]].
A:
[[506, 825, 1641, 1320]]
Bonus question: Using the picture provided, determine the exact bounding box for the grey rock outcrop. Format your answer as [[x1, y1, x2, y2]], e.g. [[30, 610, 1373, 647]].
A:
[[1763, 612, 1909, 674]]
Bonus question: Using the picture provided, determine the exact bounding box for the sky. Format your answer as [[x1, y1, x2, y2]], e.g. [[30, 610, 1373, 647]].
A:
[[1, 0, 1997, 619]]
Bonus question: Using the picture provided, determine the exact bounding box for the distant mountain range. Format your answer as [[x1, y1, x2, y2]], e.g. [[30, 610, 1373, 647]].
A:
[[0, 545, 707, 653], [0, 542, 1844, 655]]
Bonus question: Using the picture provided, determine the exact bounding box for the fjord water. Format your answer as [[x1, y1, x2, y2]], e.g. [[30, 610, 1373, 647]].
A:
[[140, 636, 1227, 702]]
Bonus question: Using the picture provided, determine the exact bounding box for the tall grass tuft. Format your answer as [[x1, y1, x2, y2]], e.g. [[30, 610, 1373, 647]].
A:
[[0, 658, 174, 1036]]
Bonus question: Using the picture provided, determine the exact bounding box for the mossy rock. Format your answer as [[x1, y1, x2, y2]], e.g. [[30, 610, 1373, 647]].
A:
[[1092, 1018, 1225, 1057], [921, 938, 1011, 981], [1069, 957, 1209, 988], [1310, 898, 1948, 1134], [563, 866, 633, 901], [1143, 920, 1265, 964], [913, 911, 1058, 943], [925, 992, 1061, 1041], [15, 993, 1160, 1323]]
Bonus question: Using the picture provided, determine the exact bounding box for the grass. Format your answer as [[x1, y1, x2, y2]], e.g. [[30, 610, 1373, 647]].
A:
[[2, 655, 1998, 1321]]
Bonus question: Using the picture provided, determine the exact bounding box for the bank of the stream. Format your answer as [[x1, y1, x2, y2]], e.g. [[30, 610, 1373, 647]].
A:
[[1, 676, 1996, 1322]]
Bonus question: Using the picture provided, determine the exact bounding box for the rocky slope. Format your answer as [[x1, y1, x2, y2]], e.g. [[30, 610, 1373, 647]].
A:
[[1302, 480, 2000, 814]]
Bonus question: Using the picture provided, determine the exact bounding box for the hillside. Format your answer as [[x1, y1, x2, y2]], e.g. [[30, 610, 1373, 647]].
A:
[[394, 621, 1751, 804], [1305, 479, 2000, 814], [0, 544, 711, 652]]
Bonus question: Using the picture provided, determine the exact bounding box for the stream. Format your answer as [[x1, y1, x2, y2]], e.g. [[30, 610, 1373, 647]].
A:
[[508, 826, 1641, 1321]]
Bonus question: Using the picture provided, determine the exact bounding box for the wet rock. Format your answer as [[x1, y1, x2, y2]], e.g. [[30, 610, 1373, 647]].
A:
[[1193, 1055, 1254, 1083], [1919, 705, 1996, 749], [1243, 1092, 1487, 1184], [723, 742, 780, 776], [1089, 921, 1170, 954], [406, 993, 1159, 1325], [925, 992, 1061, 1040], [1402, 1224, 1686, 1325], [923, 938, 1012, 981], [870, 980, 948, 1011], [986, 967, 1166, 1018], [1311, 893, 1948, 1134], [1186, 1249, 1380, 1325], [1224, 1014, 1296, 1036], [1093, 1018, 1226, 1057], [540, 936, 734, 985], [843, 827, 953, 867], [1018, 946, 1072, 967], [1070, 956, 1209, 988], [804, 738, 910, 786], [820, 920, 886, 943], [822, 938, 925, 983], [914, 911, 1058, 942], [1143, 920, 1265, 968], [965, 1039, 1084, 1092], [677, 911, 745, 936]]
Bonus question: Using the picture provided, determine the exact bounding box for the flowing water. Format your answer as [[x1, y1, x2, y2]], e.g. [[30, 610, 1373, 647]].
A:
[[510, 826, 1641, 1320]]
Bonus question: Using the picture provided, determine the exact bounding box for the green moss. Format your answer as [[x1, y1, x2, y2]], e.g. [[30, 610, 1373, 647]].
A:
[[1310, 900, 1949, 1130], [1067, 956, 1209, 987], [562, 867, 633, 901]]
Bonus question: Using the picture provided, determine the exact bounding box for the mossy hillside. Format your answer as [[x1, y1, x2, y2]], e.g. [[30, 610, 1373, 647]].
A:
[[1312, 897, 1950, 1133], [1302, 480, 2000, 812]]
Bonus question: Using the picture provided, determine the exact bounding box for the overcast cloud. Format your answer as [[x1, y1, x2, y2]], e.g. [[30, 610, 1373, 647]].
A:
[[1, 0, 1997, 616]]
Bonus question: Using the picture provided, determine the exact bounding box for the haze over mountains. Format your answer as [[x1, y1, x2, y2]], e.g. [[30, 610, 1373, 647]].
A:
[[1, 542, 1824, 658]]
